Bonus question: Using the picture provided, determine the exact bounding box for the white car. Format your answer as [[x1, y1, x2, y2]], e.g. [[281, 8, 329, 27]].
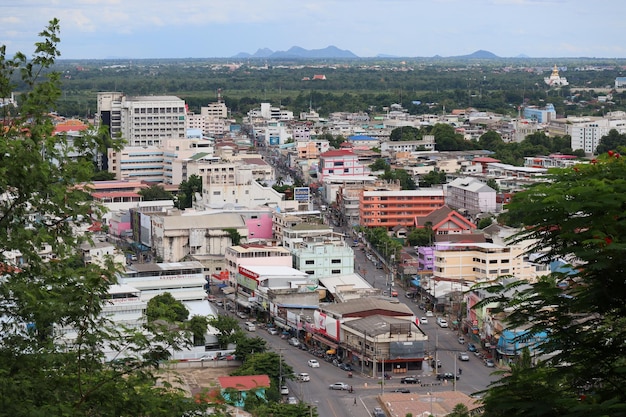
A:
[[280, 385, 289, 395], [420, 317, 428, 325], [287, 397, 298, 405], [425, 310, 434, 317], [308, 359, 320, 368], [437, 318, 448, 328], [328, 382, 349, 390], [458, 352, 470, 361], [297, 372, 310, 382]]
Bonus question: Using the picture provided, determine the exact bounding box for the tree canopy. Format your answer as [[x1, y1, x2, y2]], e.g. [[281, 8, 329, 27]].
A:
[[479, 151, 626, 416], [0, 20, 204, 416]]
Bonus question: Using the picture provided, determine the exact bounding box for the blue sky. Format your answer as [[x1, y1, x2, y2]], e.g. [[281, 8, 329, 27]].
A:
[[1, 0, 625, 60]]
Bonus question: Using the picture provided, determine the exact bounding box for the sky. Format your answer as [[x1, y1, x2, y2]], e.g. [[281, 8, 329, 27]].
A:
[[1, 0, 625, 60]]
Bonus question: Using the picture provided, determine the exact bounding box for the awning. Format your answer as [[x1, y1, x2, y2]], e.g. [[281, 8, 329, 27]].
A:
[[221, 287, 235, 294], [274, 321, 290, 331], [236, 298, 250, 308], [311, 334, 338, 349]]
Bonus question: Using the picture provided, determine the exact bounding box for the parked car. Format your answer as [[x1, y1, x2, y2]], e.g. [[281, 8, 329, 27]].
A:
[[236, 311, 248, 320], [458, 336, 466, 344], [458, 352, 470, 361], [280, 385, 289, 395], [267, 327, 279, 335], [425, 310, 434, 317], [288, 337, 300, 347], [328, 382, 350, 390], [400, 376, 420, 384], [372, 407, 386, 417], [437, 318, 449, 328], [215, 300, 224, 307], [436, 372, 460, 380], [420, 317, 428, 325], [207, 295, 217, 302], [391, 388, 410, 393], [484, 358, 495, 367], [467, 343, 477, 352], [338, 363, 353, 372], [287, 396, 298, 405], [297, 372, 310, 382], [308, 359, 320, 368]]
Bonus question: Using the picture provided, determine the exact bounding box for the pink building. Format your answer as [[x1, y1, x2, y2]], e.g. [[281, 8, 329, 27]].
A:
[[318, 149, 370, 181]]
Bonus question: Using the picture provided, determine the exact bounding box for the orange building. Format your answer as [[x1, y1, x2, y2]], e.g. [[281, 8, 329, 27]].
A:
[[359, 189, 445, 230]]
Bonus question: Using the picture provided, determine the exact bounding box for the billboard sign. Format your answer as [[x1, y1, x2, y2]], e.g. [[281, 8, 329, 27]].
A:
[[294, 187, 310, 202]]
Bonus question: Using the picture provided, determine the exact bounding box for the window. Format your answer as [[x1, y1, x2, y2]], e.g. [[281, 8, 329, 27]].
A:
[[331, 269, 341, 274], [305, 260, 314, 265], [331, 259, 341, 264], [306, 270, 314, 275], [489, 260, 498, 264]]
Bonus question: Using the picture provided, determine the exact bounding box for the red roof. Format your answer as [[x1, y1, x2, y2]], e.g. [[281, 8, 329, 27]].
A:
[[321, 149, 355, 157], [91, 192, 141, 199], [218, 375, 271, 391]]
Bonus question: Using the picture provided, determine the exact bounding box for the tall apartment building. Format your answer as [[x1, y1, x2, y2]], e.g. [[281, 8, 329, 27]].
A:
[[359, 189, 445, 230], [318, 149, 371, 181], [96, 92, 186, 147], [568, 115, 626, 154], [445, 177, 497, 214]]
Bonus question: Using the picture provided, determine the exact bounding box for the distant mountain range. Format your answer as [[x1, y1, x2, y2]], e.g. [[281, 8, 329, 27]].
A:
[[233, 47, 513, 59], [233, 45, 358, 59]]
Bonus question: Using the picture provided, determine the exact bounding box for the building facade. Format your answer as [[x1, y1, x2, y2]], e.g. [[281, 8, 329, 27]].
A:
[[359, 189, 445, 230]]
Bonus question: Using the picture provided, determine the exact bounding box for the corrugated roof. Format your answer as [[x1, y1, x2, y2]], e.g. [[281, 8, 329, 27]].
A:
[[321, 298, 413, 316]]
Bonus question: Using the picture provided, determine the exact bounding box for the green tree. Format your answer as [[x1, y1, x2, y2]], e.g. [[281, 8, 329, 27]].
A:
[[92, 170, 117, 181], [390, 126, 421, 141], [407, 227, 434, 247], [187, 315, 209, 346], [480, 154, 626, 416], [138, 184, 174, 201], [254, 402, 318, 417], [177, 174, 202, 209], [419, 169, 447, 187], [595, 129, 626, 155], [234, 336, 268, 363], [486, 178, 500, 193], [146, 292, 190, 323], [477, 217, 493, 229], [208, 315, 245, 349], [0, 20, 203, 416], [370, 158, 391, 172], [447, 403, 470, 417]]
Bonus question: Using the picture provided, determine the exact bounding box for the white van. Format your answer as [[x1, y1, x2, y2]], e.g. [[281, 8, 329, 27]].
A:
[[437, 318, 448, 328], [244, 322, 256, 332]]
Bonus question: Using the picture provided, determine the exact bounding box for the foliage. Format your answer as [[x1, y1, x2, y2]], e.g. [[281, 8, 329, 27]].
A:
[[477, 217, 494, 229], [253, 401, 318, 417], [0, 20, 203, 416], [208, 315, 245, 349], [390, 126, 422, 141], [146, 292, 190, 323], [369, 158, 390, 172], [379, 167, 417, 190], [233, 336, 268, 363], [419, 169, 447, 187], [407, 227, 434, 247], [230, 351, 294, 397], [447, 403, 470, 417], [486, 178, 500, 193], [177, 174, 202, 209], [91, 170, 117, 181], [479, 152, 626, 416], [138, 184, 174, 201], [595, 129, 626, 155], [187, 315, 209, 346], [223, 228, 242, 246]]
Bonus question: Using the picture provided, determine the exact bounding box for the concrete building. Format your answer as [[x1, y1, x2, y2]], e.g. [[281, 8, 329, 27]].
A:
[[313, 299, 427, 376], [292, 237, 354, 280], [380, 136, 436, 154], [318, 149, 371, 181], [359, 189, 446, 230], [523, 103, 557, 123], [96, 92, 186, 147], [151, 210, 248, 262], [446, 177, 497, 214], [432, 242, 542, 283], [193, 159, 283, 209], [224, 244, 293, 287], [568, 116, 626, 155]]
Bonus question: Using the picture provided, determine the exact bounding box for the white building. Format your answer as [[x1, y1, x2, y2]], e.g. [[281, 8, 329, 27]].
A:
[[96, 92, 187, 147], [292, 237, 354, 281], [151, 211, 249, 262], [569, 116, 626, 155], [446, 177, 497, 214]]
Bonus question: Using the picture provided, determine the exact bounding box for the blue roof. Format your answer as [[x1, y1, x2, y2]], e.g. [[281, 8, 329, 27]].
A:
[[348, 135, 376, 141]]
